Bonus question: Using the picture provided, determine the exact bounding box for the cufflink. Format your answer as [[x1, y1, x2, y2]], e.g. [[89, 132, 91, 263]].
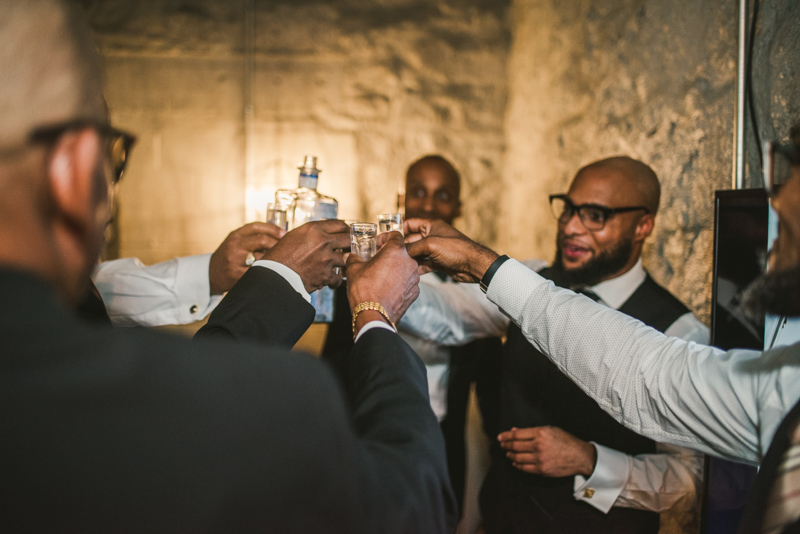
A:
[[583, 488, 595, 499]]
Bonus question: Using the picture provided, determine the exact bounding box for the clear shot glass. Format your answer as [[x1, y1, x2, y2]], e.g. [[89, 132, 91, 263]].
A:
[[377, 213, 404, 235], [350, 222, 377, 261], [266, 202, 289, 231]]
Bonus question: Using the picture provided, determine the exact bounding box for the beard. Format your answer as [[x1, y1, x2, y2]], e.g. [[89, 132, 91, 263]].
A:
[[740, 262, 800, 319], [550, 236, 634, 289]]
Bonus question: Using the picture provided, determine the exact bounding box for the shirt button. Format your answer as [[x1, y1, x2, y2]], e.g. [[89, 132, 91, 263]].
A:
[[190, 305, 198, 314], [583, 488, 595, 499]]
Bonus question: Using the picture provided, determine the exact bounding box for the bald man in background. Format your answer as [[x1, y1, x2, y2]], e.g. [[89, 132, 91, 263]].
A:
[[401, 157, 707, 533], [323, 155, 503, 517]]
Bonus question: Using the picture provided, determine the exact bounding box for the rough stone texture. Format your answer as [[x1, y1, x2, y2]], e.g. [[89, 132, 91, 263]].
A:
[[745, 0, 800, 185], [76, 0, 511, 264], [500, 0, 738, 325]]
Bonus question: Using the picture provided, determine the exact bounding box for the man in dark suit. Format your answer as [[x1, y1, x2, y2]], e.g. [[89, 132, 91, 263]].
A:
[[0, 1, 456, 532], [322, 155, 503, 516], [403, 126, 800, 533]]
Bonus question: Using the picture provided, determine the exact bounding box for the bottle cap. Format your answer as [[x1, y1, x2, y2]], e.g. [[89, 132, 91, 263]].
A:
[[298, 155, 321, 176]]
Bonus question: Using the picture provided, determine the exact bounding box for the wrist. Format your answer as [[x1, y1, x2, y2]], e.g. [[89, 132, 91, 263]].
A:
[[351, 301, 395, 339], [580, 442, 598, 477], [473, 249, 501, 281]]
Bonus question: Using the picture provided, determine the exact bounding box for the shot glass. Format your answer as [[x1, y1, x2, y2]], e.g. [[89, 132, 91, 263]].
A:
[[266, 202, 289, 231], [377, 213, 404, 235], [350, 222, 377, 261]]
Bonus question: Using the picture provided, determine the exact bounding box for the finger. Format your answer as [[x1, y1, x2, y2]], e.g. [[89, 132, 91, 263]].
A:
[[417, 263, 435, 276], [376, 232, 392, 248], [498, 430, 517, 442], [234, 221, 285, 238], [403, 218, 433, 236], [502, 439, 535, 452], [405, 237, 437, 260], [315, 219, 350, 233], [329, 231, 351, 251], [508, 427, 541, 440], [240, 233, 281, 252], [404, 232, 423, 244], [346, 251, 365, 268], [507, 452, 537, 464]]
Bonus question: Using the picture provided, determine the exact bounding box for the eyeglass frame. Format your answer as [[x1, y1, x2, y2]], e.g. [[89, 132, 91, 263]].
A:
[[548, 194, 650, 231], [28, 119, 137, 184], [762, 140, 800, 197]]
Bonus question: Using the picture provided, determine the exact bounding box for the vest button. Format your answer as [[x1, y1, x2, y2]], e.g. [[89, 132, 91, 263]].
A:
[[190, 305, 198, 314]]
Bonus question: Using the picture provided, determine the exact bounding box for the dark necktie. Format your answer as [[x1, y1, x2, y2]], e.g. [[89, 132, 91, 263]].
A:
[[573, 286, 601, 303]]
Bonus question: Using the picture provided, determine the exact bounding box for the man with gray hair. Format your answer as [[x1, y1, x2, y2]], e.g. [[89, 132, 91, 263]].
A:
[[0, 2, 455, 532]]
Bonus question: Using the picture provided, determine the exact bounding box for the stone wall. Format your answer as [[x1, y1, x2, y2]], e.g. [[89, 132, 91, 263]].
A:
[[77, 0, 511, 264], [500, 0, 738, 322]]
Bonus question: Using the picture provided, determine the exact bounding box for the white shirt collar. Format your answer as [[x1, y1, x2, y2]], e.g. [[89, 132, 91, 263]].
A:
[[591, 257, 646, 310]]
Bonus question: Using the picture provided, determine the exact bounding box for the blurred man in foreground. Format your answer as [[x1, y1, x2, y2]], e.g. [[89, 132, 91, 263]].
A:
[[0, 1, 455, 531], [401, 157, 705, 533], [403, 129, 800, 533]]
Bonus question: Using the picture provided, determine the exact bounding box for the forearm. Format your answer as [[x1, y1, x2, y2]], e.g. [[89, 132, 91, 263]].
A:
[[347, 328, 457, 533], [93, 254, 219, 326], [399, 281, 508, 346], [486, 259, 786, 463]]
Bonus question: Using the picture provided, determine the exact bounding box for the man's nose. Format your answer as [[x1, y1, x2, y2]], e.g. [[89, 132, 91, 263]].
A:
[[561, 210, 587, 235]]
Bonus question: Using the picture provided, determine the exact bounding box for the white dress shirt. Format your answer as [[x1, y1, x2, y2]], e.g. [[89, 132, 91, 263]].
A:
[[93, 254, 222, 327], [399, 258, 708, 516], [486, 258, 800, 465]]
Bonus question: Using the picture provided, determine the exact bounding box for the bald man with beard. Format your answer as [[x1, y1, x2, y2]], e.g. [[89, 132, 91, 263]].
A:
[[400, 157, 708, 533]]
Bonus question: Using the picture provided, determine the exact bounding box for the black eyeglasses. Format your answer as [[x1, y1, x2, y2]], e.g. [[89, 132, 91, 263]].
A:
[[763, 141, 800, 197], [29, 119, 137, 184], [549, 194, 649, 231]]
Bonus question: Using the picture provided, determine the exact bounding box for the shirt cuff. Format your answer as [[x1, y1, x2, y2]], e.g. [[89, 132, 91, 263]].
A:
[[252, 260, 311, 303], [354, 320, 396, 343], [485, 258, 549, 326], [573, 442, 631, 513], [175, 253, 219, 322]]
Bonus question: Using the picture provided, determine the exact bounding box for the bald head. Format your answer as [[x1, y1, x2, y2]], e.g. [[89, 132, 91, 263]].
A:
[[0, 0, 105, 148], [574, 157, 660, 215], [404, 155, 462, 224]]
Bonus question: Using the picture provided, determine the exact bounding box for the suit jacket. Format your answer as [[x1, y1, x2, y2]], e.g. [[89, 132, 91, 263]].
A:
[[0, 266, 456, 533], [738, 399, 800, 534]]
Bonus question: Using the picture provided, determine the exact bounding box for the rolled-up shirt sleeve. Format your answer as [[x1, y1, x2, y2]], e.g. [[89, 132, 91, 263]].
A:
[[93, 254, 222, 327], [485, 258, 800, 464]]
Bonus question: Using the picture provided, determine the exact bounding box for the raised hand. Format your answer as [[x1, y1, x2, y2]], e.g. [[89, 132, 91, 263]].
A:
[[209, 222, 287, 295], [263, 219, 350, 293], [498, 426, 597, 478], [346, 232, 421, 336], [403, 218, 500, 283]]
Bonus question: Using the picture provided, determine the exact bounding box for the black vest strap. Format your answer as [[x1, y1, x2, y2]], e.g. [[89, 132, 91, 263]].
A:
[[737, 398, 800, 534]]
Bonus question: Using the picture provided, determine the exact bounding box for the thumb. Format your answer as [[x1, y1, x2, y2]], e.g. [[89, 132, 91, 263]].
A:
[[345, 252, 365, 268]]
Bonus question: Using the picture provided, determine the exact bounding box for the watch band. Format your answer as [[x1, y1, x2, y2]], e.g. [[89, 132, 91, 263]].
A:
[[480, 255, 510, 293]]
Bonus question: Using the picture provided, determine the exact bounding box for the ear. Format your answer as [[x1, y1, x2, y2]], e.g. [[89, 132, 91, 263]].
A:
[[634, 213, 655, 242], [47, 128, 106, 232]]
